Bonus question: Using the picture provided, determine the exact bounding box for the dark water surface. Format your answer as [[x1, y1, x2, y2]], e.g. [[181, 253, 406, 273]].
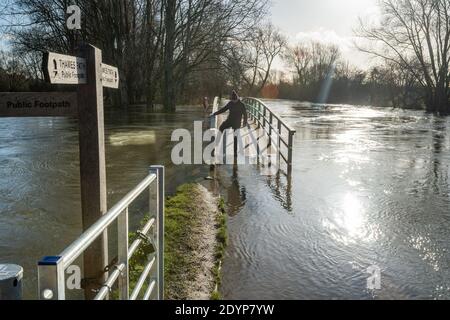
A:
[[221, 100, 450, 300]]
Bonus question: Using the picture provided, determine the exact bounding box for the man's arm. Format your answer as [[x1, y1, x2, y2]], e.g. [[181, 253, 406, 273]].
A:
[[212, 102, 231, 116]]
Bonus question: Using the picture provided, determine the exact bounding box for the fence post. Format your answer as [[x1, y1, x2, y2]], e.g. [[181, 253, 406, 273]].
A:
[[38, 256, 65, 300], [117, 208, 129, 300], [150, 166, 165, 300]]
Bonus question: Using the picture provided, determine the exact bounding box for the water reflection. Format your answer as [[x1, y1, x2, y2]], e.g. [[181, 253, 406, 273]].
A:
[[266, 171, 293, 212], [222, 100, 450, 300], [219, 165, 247, 217]]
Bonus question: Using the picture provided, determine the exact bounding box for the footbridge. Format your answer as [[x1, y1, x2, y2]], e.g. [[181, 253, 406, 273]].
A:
[[210, 97, 296, 175]]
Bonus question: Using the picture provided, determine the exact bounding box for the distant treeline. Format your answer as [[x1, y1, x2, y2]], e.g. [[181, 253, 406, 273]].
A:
[[1, 0, 450, 113], [265, 44, 423, 109]]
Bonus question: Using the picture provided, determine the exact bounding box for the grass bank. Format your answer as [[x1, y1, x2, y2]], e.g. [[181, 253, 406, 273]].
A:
[[164, 183, 227, 300]]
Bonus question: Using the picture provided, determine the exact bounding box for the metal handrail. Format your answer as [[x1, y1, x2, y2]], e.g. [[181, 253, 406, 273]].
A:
[[243, 97, 297, 134], [60, 174, 157, 269], [38, 166, 165, 301], [210, 96, 220, 130], [250, 111, 290, 147], [242, 97, 296, 174], [130, 255, 156, 300]]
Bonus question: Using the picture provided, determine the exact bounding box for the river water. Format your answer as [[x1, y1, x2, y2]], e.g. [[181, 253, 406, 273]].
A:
[[1, 101, 449, 300], [221, 100, 450, 300], [0, 106, 211, 299]]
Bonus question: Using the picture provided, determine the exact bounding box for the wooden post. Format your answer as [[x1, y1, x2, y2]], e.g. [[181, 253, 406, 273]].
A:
[[76, 44, 108, 299], [1, 45, 119, 300]]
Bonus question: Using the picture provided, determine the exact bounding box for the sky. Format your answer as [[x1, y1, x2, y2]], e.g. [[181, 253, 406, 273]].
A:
[[270, 0, 380, 69], [0, 0, 381, 68]]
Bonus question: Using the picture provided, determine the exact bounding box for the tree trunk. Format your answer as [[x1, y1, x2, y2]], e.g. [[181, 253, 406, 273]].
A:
[[163, 0, 177, 112], [426, 84, 449, 114]]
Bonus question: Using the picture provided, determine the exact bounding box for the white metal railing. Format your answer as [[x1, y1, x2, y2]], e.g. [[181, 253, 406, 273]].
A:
[[37, 166, 164, 300], [210, 96, 220, 130], [242, 98, 296, 174]]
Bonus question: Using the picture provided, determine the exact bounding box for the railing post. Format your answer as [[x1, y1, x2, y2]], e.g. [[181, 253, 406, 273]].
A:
[[257, 102, 261, 129], [38, 256, 65, 300], [269, 113, 273, 147], [288, 131, 294, 175], [263, 106, 267, 129], [150, 166, 165, 300], [245, 99, 250, 121], [251, 100, 255, 121], [117, 208, 129, 300], [251, 100, 255, 120], [277, 120, 282, 167], [210, 114, 216, 130]]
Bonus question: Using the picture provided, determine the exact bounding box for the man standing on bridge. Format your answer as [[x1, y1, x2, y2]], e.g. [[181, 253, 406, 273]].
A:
[[211, 90, 248, 132]]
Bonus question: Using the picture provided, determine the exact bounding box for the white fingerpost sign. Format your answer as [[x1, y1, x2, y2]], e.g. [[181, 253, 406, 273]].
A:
[[43, 52, 87, 85], [101, 63, 119, 89]]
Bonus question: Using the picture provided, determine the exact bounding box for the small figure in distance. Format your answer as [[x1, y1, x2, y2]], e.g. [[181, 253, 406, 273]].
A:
[[210, 90, 248, 132], [203, 97, 210, 112]]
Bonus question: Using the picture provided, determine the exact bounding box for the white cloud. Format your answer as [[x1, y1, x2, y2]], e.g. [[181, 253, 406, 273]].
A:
[[294, 28, 354, 52], [285, 29, 377, 70]]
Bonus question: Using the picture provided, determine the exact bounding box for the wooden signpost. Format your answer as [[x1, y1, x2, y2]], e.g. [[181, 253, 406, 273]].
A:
[[0, 43, 119, 299]]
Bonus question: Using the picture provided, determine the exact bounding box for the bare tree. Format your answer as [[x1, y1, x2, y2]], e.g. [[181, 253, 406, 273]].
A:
[[2, 0, 269, 109], [283, 41, 340, 86], [225, 22, 286, 95], [283, 43, 312, 85], [309, 42, 340, 83], [357, 0, 450, 113], [162, 0, 269, 111], [0, 50, 29, 91]]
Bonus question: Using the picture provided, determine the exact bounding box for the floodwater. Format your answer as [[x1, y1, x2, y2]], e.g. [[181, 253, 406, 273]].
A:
[[220, 100, 450, 300], [1, 100, 449, 300], [0, 106, 210, 299]]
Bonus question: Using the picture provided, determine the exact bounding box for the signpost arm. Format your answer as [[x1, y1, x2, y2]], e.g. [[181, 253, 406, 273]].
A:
[[76, 43, 108, 299]]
